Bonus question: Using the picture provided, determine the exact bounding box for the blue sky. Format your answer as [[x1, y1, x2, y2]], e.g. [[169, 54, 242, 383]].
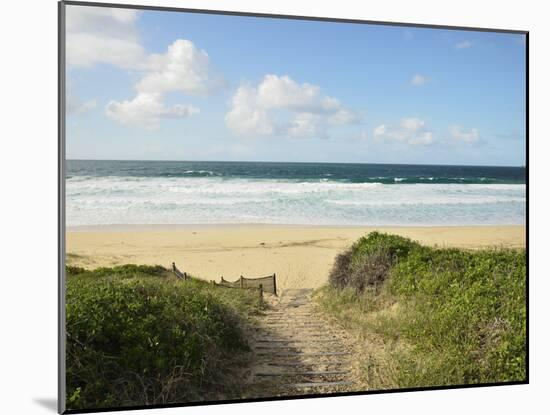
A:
[[66, 5, 526, 166]]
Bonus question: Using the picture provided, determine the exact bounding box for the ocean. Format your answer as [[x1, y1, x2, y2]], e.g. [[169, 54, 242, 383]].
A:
[[66, 160, 526, 226]]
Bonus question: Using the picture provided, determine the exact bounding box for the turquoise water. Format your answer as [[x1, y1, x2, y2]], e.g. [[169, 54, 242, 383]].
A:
[[66, 160, 526, 226]]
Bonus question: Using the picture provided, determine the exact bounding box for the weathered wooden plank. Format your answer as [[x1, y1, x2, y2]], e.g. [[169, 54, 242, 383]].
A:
[[264, 308, 318, 317], [258, 328, 345, 334], [261, 323, 327, 327], [254, 344, 345, 350], [255, 370, 349, 377], [287, 381, 353, 388], [255, 332, 349, 339], [255, 333, 349, 340], [263, 318, 316, 322], [255, 339, 340, 343], [253, 333, 345, 338], [256, 351, 351, 357], [254, 370, 349, 377], [265, 361, 350, 367]]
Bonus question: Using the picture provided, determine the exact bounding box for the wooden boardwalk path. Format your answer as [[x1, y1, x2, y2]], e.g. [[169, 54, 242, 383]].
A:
[[246, 289, 358, 396]]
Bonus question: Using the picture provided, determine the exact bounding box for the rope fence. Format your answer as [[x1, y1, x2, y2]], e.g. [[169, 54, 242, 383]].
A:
[[218, 274, 277, 296], [171, 262, 277, 302]]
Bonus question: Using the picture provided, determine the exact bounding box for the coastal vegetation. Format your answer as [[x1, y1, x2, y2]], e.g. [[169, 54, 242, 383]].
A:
[[65, 233, 527, 409], [315, 232, 526, 389], [65, 265, 263, 410]]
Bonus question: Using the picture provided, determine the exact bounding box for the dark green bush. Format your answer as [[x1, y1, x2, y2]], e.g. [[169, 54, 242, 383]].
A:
[[350, 248, 393, 292], [66, 266, 260, 410], [328, 249, 353, 289], [329, 232, 419, 292]]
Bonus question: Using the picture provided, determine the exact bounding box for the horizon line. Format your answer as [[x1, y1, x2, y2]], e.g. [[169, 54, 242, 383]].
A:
[[65, 158, 526, 169]]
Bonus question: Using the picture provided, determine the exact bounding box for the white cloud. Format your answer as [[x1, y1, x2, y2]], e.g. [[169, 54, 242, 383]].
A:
[[327, 107, 360, 125], [105, 39, 219, 129], [66, 6, 140, 32], [224, 85, 274, 136], [455, 40, 473, 50], [409, 74, 429, 86], [374, 117, 434, 145], [256, 75, 322, 111], [66, 6, 146, 68], [449, 125, 480, 143], [137, 40, 220, 96], [104, 39, 217, 129], [288, 113, 325, 138], [373, 124, 387, 137], [225, 74, 359, 138], [67, 6, 219, 129], [106, 92, 199, 130]]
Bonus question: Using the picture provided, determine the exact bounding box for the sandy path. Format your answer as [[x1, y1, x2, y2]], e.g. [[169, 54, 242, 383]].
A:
[[245, 289, 360, 396]]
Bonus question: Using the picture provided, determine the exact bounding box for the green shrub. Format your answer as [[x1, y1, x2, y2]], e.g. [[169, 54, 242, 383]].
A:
[[329, 232, 419, 292], [389, 247, 526, 384], [319, 234, 526, 388], [351, 232, 420, 264], [66, 266, 261, 410]]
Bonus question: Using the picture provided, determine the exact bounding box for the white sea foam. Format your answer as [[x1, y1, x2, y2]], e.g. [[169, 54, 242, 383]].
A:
[[66, 176, 526, 226]]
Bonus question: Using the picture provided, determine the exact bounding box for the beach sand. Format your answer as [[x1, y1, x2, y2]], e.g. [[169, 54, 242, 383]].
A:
[[66, 225, 526, 291]]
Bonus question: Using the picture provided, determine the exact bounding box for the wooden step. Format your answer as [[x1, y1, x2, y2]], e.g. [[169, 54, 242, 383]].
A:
[[265, 361, 351, 367], [262, 324, 326, 327], [255, 370, 349, 377], [254, 333, 346, 339], [254, 330, 349, 337], [254, 344, 347, 350], [256, 326, 343, 331], [256, 351, 351, 357], [287, 381, 353, 388], [255, 339, 341, 343]]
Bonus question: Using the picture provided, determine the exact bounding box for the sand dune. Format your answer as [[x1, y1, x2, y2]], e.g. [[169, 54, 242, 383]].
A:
[[66, 225, 526, 291]]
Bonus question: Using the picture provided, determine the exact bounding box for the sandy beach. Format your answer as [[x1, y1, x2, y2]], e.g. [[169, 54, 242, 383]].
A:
[[66, 225, 525, 291]]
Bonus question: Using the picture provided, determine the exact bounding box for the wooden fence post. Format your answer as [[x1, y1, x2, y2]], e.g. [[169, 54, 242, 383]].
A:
[[273, 273, 277, 296], [259, 284, 263, 303], [240, 275, 244, 288]]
